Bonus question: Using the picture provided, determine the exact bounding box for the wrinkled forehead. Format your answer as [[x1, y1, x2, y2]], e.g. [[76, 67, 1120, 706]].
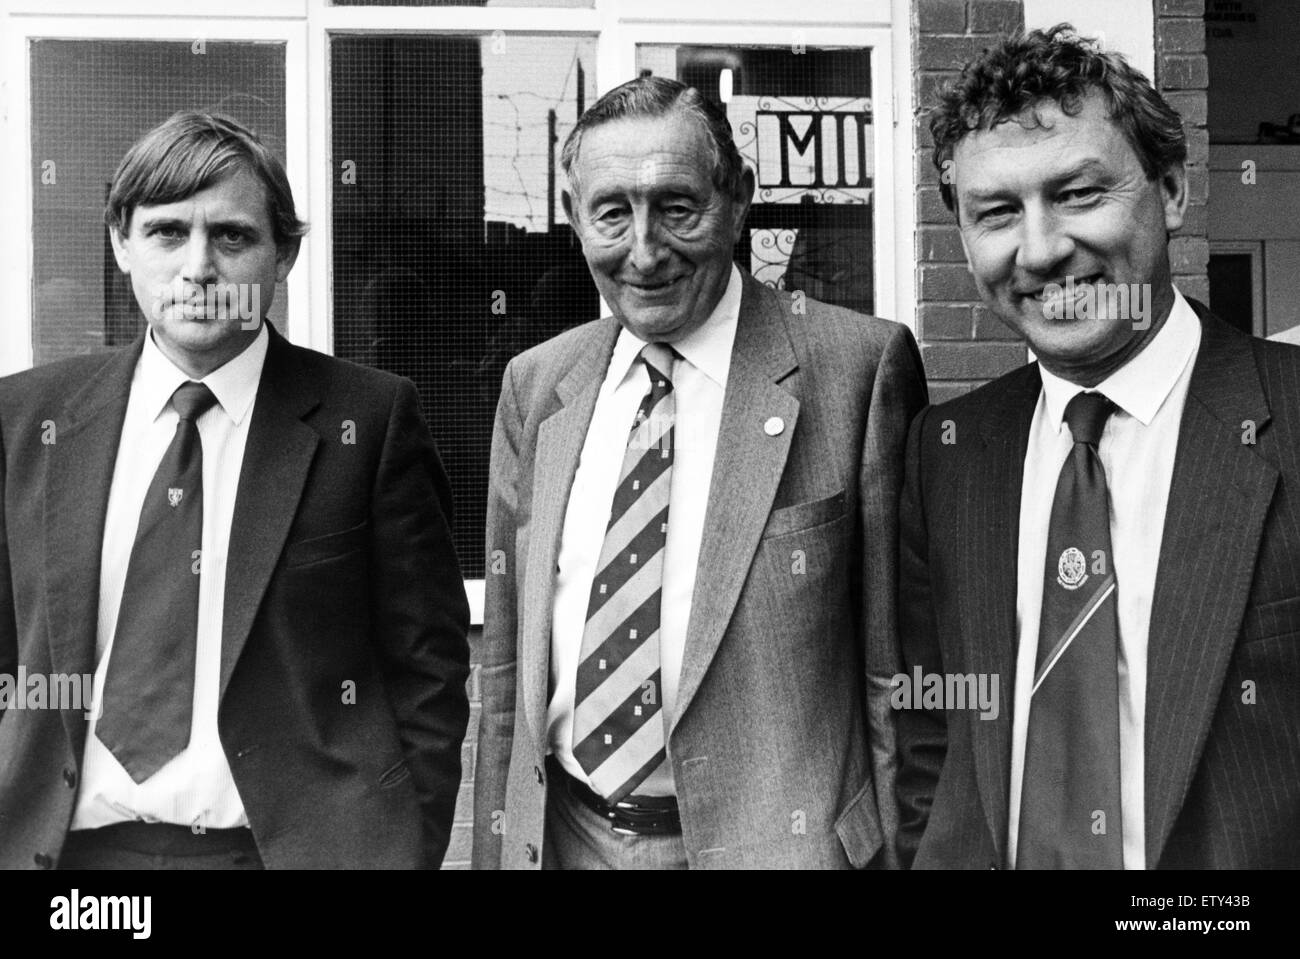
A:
[[570, 112, 717, 198]]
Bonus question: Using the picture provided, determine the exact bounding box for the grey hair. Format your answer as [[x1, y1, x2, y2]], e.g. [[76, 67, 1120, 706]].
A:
[[560, 75, 747, 203]]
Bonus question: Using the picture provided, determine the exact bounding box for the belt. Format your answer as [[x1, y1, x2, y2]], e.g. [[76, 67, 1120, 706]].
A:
[[547, 755, 681, 836], [65, 821, 259, 857]]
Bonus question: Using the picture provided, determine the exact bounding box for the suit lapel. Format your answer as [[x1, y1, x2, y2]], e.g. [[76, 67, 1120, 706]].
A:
[[966, 364, 1039, 863], [670, 276, 800, 735], [219, 325, 322, 701], [520, 319, 621, 752], [44, 340, 142, 756], [1145, 306, 1277, 866]]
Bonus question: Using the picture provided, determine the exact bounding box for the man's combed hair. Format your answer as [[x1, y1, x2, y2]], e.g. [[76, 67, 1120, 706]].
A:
[[105, 111, 308, 246], [560, 75, 747, 203], [930, 24, 1188, 213]]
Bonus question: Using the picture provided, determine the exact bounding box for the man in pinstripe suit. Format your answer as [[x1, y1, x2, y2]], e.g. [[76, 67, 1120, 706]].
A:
[[897, 27, 1299, 869]]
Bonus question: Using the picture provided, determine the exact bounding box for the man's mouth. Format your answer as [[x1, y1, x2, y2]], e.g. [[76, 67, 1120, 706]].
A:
[[1021, 274, 1104, 308], [625, 276, 685, 293]]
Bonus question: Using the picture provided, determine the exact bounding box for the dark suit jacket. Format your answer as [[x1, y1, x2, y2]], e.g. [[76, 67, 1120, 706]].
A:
[[473, 271, 928, 869], [0, 324, 470, 869], [897, 302, 1300, 869]]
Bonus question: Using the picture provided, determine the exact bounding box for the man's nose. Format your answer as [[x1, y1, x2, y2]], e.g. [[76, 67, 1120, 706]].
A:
[[628, 209, 670, 274], [1014, 205, 1074, 276], [180, 234, 218, 286]]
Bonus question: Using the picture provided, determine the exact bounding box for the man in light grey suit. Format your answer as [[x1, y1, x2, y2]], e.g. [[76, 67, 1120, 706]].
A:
[[472, 76, 927, 869]]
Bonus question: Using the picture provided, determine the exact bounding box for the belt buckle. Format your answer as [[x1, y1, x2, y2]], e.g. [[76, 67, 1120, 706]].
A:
[[609, 802, 640, 836]]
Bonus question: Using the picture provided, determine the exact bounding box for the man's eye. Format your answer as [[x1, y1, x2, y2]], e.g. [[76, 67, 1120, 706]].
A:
[[219, 230, 248, 245], [1060, 187, 1100, 203], [977, 205, 1014, 223], [151, 227, 183, 240], [596, 207, 627, 224], [664, 204, 693, 218]]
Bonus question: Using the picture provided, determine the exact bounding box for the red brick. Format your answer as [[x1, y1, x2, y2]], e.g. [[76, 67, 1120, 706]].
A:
[[1160, 54, 1208, 90], [463, 702, 481, 744], [1164, 91, 1207, 126], [1176, 202, 1207, 237], [917, 0, 966, 33], [920, 304, 973, 340], [968, 0, 1023, 36], [919, 225, 968, 263], [922, 342, 1027, 379], [461, 741, 476, 781], [928, 381, 982, 404], [974, 305, 1023, 341], [454, 782, 474, 821], [1169, 236, 1209, 273], [466, 661, 481, 702], [918, 35, 988, 72], [444, 822, 473, 865], [1185, 165, 1208, 204], [1157, 0, 1204, 16], [1157, 18, 1205, 54], [1176, 275, 1210, 304], [918, 185, 956, 224], [1185, 127, 1209, 165], [920, 263, 981, 301], [917, 119, 936, 149]]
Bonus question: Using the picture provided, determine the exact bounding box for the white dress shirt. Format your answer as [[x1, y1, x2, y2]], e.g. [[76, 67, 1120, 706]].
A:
[[1008, 289, 1201, 870], [547, 264, 742, 797], [72, 324, 268, 831]]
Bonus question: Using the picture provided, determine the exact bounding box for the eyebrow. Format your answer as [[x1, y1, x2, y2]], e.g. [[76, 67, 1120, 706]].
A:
[[136, 215, 263, 234], [960, 158, 1112, 205]]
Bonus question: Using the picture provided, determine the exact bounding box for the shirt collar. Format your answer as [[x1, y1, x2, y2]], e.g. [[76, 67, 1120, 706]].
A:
[[1039, 286, 1201, 433], [138, 323, 269, 426], [608, 263, 742, 390]]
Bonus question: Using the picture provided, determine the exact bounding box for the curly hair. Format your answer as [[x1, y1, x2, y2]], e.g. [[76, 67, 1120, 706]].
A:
[[930, 24, 1187, 213]]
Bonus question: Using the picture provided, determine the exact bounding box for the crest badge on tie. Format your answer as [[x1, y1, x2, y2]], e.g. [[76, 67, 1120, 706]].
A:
[[168, 488, 184, 508], [1056, 546, 1087, 590]]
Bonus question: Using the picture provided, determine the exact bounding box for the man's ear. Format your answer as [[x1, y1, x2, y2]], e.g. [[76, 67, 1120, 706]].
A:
[[562, 189, 583, 239], [108, 222, 132, 274], [730, 165, 756, 241], [275, 236, 302, 283], [1160, 162, 1189, 234]]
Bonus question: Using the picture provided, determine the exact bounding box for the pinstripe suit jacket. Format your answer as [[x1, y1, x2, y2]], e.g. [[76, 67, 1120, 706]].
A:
[[897, 302, 1300, 869], [473, 271, 928, 869]]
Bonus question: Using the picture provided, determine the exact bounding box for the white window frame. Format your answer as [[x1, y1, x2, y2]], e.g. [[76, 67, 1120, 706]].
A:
[[2, 0, 912, 624], [0, 10, 310, 375]]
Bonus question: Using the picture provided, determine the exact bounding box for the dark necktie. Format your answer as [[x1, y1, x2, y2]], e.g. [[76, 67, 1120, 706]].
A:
[[1018, 391, 1124, 869], [572, 343, 675, 802], [97, 381, 217, 783]]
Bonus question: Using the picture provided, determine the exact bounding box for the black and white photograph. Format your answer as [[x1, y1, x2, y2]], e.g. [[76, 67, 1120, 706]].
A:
[[0, 0, 1292, 941]]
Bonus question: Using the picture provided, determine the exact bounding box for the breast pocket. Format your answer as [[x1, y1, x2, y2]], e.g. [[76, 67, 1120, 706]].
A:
[[1241, 594, 1300, 645], [762, 489, 848, 539], [281, 520, 370, 569]]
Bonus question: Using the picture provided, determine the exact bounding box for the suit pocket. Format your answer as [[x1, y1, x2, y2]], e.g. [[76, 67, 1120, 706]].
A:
[[834, 777, 884, 869], [763, 489, 847, 539], [282, 521, 369, 569], [1242, 594, 1300, 645]]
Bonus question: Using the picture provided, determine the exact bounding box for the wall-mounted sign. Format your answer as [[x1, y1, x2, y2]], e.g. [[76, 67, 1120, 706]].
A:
[[729, 95, 873, 204], [1205, 0, 1260, 41]]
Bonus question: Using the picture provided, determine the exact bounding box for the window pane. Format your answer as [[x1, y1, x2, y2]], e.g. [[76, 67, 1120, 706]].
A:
[[331, 35, 598, 577], [637, 44, 875, 315], [30, 40, 287, 365]]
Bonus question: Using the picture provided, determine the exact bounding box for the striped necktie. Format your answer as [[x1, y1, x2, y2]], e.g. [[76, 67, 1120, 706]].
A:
[[1018, 390, 1124, 868], [572, 342, 676, 803]]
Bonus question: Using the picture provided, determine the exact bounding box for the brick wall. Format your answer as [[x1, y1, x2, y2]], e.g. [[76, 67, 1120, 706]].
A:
[[444, 630, 481, 869], [1155, 0, 1210, 305], [914, 0, 1029, 405], [911, 0, 1211, 400]]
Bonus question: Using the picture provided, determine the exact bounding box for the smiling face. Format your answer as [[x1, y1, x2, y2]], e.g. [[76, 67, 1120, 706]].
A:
[[563, 111, 753, 343], [952, 92, 1188, 385], [110, 166, 298, 378]]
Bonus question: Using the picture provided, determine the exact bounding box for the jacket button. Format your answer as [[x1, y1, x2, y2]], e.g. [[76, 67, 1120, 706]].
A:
[[534, 765, 544, 785], [525, 843, 538, 864], [34, 853, 53, 869], [62, 768, 76, 788]]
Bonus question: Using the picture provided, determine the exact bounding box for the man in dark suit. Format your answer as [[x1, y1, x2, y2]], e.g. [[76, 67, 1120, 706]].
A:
[[896, 26, 1300, 869], [0, 112, 470, 869], [473, 77, 927, 869]]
